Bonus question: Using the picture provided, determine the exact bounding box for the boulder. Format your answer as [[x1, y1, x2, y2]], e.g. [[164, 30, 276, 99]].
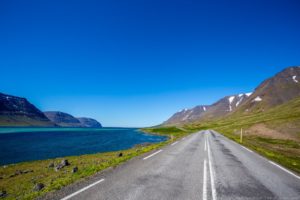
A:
[[61, 159, 70, 166], [33, 183, 44, 191], [0, 190, 7, 197], [72, 167, 78, 173], [55, 159, 70, 171], [48, 162, 54, 168]]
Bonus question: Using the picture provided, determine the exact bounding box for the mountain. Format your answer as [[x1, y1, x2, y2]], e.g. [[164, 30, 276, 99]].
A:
[[44, 111, 102, 128], [164, 66, 300, 125], [77, 117, 102, 128], [200, 93, 252, 119], [163, 93, 251, 125], [0, 93, 55, 127], [44, 111, 82, 127], [234, 66, 300, 113]]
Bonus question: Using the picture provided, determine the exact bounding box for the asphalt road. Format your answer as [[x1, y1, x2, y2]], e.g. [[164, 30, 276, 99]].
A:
[[44, 130, 300, 200]]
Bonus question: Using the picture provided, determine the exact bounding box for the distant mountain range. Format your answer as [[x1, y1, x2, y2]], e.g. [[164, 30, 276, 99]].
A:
[[164, 66, 300, 125], [44, 111, 102, 128], [0, 93, 102, 127]]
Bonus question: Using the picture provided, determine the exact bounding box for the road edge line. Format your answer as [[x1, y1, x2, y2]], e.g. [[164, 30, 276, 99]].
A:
[[143, 150, 163, 160], [60, 178, 105, 200]]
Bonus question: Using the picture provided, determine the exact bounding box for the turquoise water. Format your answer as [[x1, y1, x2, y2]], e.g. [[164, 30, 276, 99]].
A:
[[0, 127, 166, 165]]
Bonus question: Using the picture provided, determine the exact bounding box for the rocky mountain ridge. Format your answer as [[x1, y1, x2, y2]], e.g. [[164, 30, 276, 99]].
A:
[[164, 66, 300, 125], [0, 93, 102, 127], [44, 111, 102, 128]]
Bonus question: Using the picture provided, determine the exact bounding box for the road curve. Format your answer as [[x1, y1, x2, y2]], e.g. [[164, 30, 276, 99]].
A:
[[43, 130, 300, 200]]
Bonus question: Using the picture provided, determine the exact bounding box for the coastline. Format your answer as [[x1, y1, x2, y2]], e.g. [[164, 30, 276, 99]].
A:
[[0, 127, 190, 199]]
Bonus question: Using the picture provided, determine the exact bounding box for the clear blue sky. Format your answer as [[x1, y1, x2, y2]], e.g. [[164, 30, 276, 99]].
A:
[[1, 0, 300, 127]]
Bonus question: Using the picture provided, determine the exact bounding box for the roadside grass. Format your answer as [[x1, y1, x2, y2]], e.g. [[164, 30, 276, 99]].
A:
[[141, 126, 190, 139], [181, 97, 300, 175], [0, 127, 192, 200]]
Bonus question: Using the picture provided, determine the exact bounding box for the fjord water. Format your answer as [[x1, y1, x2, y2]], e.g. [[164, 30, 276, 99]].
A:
[[0, 128, 166, 165]]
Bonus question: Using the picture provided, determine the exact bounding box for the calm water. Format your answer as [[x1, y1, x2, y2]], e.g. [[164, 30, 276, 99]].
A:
[[0, 127, 166, 165]]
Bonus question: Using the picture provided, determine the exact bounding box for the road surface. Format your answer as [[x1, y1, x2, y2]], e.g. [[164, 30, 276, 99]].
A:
[[44, 130, 300, 200]]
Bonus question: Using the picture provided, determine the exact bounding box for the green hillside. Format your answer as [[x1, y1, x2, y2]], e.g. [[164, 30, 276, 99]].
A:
[[151, 97, 300, 174]]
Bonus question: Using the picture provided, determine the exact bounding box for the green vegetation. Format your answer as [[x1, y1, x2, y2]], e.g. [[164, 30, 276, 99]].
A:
[[191, 97, 300, 174], [147, 97, 300, 175], [141, 126, 189, 139], [0, 128, 192, 200]]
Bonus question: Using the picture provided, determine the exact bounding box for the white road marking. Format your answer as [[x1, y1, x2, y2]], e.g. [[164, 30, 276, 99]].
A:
[[203, 159, 207, 200], [143, 150, 163, 160], [207, 136, 217, 200], [241, 146, 253, 153], [181, 137, 185, 140], [204, 138, 207, 151], [171, 141, 178, 146], [269, 161, 300, 180], [60, 178, 105, 200]]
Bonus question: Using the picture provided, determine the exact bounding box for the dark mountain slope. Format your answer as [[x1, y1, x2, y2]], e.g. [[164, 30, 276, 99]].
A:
[[77, 117, 102, 128], [0, 92, 55, 126], [44, 111, 82, 127]]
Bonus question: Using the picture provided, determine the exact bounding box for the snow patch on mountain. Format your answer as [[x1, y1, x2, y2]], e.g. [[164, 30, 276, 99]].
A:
[[228, 96, 235, 111], [253, 96, 262, 102], [236, 97, 244, 107], [245, 92, 253, 97], [203, 106, 206, 111], [292, 76, 298, 83]]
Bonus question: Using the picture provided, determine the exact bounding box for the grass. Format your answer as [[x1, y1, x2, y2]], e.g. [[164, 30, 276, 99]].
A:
[[180, 97, 300, 174], [0, 127, 192, 200]]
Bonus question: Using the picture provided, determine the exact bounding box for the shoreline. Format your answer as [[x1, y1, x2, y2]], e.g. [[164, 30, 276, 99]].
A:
[[0, 127, 190, 199], [0, 128, 167, 166]]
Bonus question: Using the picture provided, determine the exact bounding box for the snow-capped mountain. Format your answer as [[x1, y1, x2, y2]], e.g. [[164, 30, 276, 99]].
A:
[[163, 93, 251, 125], [236, 66, 300, 113], [164, 66, 300, 125]]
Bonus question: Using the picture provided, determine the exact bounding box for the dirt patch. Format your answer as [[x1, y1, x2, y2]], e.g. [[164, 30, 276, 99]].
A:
[[246, 123, 299, 141]]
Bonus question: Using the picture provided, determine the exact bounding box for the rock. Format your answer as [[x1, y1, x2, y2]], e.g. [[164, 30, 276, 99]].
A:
[[72, 167, 78, 173], [118, 152, 123, 157], [0, 190, 7, 198], [61, 159, 70, 166], [15, 170, 22, 175], [9, 169, 34, 177], [54, 159, 70, 171], [48, 162, 54, 168], [54, 165, 62, 172], [22, 169, 33, 174], [33, 183, 44, 191]]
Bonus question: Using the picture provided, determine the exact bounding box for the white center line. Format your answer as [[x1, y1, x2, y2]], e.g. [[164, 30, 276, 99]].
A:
[[241, 146, 253, 153], [143, 150, 163, 160], [60, 178, 105, 200], [171, 141, 178, 146], [181, 137, 185, 140], [269, 161, 300, 180], [203, 159, 207, 200], [207, 136, 217, 200], [204, 138, 207, 151]]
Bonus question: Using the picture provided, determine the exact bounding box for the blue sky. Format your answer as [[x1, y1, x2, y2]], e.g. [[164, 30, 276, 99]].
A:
[[1, 0, 300, 127]]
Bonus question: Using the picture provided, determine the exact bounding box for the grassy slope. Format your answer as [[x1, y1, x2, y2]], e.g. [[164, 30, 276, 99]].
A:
[[0, 116, 54, 127], [0, 127, 191, 200], [193, 97, 300, 174], [152, 97, 300, 174]]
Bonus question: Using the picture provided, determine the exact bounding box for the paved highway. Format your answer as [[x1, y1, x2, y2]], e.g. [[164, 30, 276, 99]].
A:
[[44, 130, 300, 200]]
